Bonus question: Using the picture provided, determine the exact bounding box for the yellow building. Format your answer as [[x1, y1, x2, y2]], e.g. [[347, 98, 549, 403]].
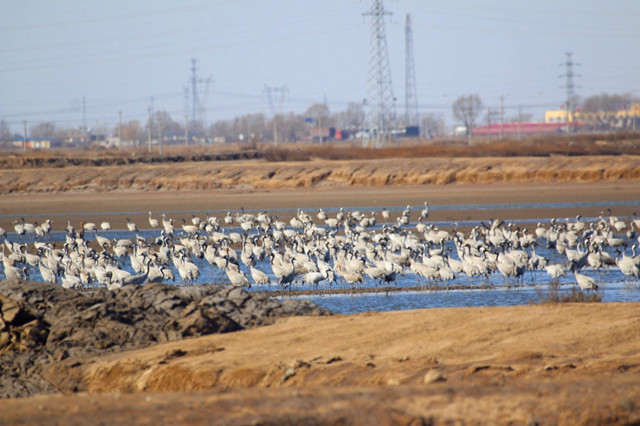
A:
[[545, 103, 640, 128], [544, 109, 575, 124]]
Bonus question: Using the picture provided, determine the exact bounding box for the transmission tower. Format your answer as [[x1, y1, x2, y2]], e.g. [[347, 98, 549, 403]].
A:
[[198, 76, 213, 124], [264, 85, 289, 146], [561, 52, 580, 133], [263, 85, 288, 116], [362, 0, 396, 148], [404, 14, 419, 128]]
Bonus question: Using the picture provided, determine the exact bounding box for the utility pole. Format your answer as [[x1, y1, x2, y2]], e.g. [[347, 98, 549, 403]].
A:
[[118, 110, 122, 150], [184, 115, 189, 160], [362, 0, 395, 148], [499, 95, 505, 139], [82, 96, 87, 141], [273, 119, 278, 146], [183, 85, 190, 122], [487, 107, 492, 142], [147, 105, 152, 153], [467, 102, 473, 144], [404, 14, 419, 129], [22, 121, 27, 152], [517, 105, 522, 140], [158, 114, 163, 155]]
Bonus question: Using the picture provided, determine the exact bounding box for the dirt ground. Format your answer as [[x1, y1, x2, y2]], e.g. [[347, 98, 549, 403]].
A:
[[1, 156, 640, 424], [1, 303, 640, 425]]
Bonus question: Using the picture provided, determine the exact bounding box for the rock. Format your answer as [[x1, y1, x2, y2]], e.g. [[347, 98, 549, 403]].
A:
[[0, 280, 331, 398], [1, 295, 33, 326], [424, 370, 446, 384], [15, 319, 49, 350], [176, 309, 241, 337], [226, 286, 250, 306]]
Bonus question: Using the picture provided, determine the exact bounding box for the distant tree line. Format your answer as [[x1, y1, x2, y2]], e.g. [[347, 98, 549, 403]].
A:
[[450, 92, 640, 140], [2, 91, 638, 149]]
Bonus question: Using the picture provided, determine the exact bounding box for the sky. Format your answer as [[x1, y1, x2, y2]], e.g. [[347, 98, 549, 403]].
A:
[[1, 0, 639, 134]]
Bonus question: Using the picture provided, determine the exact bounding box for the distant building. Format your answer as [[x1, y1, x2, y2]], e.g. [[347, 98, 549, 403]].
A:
[[545, 103, 640, 129], [11, 137, 52, 149], [545, 109, 577, 124], [472, 122, 565, 137], [308, 127, 336, 142]]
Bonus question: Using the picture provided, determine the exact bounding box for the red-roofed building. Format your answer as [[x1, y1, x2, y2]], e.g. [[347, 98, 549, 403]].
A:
[[472, 122, 566, 137]]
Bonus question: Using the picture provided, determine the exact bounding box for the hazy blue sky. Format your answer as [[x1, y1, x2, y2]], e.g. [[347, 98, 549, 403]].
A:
[[2, 0, 639, 133]]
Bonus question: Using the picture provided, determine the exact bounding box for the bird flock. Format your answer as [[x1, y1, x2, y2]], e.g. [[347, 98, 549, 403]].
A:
[[1, 205, 640, 295]]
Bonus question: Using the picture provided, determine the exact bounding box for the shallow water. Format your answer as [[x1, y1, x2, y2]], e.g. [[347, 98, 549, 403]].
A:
[[303, 282, 640, 314], [3, 202, 640, 315]]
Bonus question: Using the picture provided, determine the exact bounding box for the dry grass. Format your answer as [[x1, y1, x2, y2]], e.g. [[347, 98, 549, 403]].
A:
[[2, 131, 640, 168], [0, 154, 638, 193], [535, 282, 603, 304], [298, 132, 640, 161]]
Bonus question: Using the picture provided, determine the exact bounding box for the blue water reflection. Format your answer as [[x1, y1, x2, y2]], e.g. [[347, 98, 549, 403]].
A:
[[3, 201, 640, 315]]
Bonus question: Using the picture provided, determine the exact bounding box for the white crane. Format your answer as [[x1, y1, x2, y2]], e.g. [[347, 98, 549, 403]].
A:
[[224, 212, 234, 225], [420, 201, 429, 219], [181, 218, 199, 236], [3, 265, 28, 281], [544, 264, 566, 282], [225, 267, 250, 287], [616, 247, 640, 284], [570, 261, 598, 291], [148, 212, 159, 228], [272, 254, 296, 288], [81, 221, 97, 231], [121, 258, 152, 286], [126, 217, 138, 233], [250, 264, 270, 286]]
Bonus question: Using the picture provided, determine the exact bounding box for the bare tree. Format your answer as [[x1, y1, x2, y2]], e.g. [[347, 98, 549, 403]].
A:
[[421, 114, 446, 139], [157, 111, 182, 133], [120, 120, 144, 145], [0, 120, 11, 145], [209, 120, 231, 142], [581, 92, 638, 131], [274, 112, 307, 142], [332, 102, 364, 130], [304, 104, 332, 126], [509, 113, 533, 123], [30, 122, 56, 139], [453, 95, 483, 143]]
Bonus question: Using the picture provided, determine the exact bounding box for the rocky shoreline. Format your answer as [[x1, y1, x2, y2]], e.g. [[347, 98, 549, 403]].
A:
[[0, 280, 329, 398]]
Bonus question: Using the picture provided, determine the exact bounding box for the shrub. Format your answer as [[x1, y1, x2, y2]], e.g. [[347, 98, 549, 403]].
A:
[[534, 282, 603, 304]]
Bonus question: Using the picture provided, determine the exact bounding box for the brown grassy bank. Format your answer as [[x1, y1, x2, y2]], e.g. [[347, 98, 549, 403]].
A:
[[1, 155, 639, 194]]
